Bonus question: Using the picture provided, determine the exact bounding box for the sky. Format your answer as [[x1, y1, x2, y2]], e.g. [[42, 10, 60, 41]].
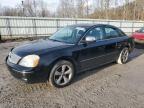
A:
[[0, 0, 59, 11], [0, 0, 133, 12]]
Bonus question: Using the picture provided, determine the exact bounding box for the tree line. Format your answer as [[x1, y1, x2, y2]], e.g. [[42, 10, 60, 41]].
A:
[[0, 0, 144, 20]]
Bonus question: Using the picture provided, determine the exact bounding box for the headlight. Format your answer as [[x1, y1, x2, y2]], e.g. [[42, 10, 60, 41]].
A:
[[19, 55, 40, 68]]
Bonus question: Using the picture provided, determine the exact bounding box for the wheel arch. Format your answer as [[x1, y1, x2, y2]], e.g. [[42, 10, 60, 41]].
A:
[[47, 56, 77, 78], [119, 42, 133, 53]]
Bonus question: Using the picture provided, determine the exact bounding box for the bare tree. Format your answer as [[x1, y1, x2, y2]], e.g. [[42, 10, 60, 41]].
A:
[[0, 4, 2, 16], [123, 0, 129, 20], [84, 0, 90, 17], [114, 0, 118, 19], [37, 0, 51, 17], [15, 0, 51, 17], [1, 0, 144, 21], [1, 7, 18, 16], [105, 0, 111, 19], [76, 0, 85, 18], [21, 0, 38, 17], [56, 0, 77, 18]]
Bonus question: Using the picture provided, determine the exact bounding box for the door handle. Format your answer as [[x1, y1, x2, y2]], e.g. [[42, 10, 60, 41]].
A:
[[116, 42, 121, 48]]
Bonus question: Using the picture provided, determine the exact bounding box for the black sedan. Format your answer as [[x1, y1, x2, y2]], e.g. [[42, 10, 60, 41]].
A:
[[6, 24, 135, 88]]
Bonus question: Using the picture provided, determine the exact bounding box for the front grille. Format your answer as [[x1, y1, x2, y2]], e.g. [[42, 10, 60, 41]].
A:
[[8, 52, 21, 64]]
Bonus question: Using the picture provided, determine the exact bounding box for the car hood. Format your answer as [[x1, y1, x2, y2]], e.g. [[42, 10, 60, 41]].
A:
[[12, 39, 74, 57], [132, 32, 144, 39]]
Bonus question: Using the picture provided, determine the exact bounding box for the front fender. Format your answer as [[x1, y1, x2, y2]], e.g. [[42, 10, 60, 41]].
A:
[[39, 49, 78, 74]]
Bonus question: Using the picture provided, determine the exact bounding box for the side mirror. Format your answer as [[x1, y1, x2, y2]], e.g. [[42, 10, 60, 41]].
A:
[[85, 36, 96, 43]]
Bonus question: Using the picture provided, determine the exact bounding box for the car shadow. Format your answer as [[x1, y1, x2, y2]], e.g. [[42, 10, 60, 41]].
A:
[[129, 44, 144, 60], [72, 62, 115, 84], [135, 44, 144, 49]]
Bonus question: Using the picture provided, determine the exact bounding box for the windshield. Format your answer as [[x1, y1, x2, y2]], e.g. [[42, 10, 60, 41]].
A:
[[139, 27, 144, 33], [49, 26, 87, 44]]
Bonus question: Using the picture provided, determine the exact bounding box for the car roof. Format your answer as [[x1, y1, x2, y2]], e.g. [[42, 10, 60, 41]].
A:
[[68, 23, 117, 29]]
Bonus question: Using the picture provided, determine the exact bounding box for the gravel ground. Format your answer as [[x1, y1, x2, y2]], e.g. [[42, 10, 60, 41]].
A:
[[0, 41, 144, 108]]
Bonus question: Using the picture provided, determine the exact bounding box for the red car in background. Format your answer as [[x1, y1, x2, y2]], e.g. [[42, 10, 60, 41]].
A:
[[132, 27, 144, 44]]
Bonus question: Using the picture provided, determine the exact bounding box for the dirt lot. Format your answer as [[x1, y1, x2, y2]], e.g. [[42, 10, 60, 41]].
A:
[[0, 41, 144, 108]]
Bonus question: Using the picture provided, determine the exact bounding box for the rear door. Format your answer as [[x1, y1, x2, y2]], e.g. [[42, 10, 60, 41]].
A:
[[102, 26, 121, 61]]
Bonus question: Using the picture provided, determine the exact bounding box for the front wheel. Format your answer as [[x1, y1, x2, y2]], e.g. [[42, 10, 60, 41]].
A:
[[49, 60, 74, 88], [117, 47, 129, 64]]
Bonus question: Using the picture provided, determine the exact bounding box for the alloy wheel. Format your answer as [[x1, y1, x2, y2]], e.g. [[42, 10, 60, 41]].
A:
[[121, 48, 129, 63], [54, 65, 73, 86]]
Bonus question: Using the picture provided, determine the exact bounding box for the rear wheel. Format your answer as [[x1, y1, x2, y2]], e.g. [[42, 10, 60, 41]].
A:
[[117, 47, 129, 64], [49, 60, 74, 88]]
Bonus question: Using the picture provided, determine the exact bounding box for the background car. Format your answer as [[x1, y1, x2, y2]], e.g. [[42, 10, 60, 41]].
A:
[[132, 27, 144, 44], [6, 24, 135, 88]]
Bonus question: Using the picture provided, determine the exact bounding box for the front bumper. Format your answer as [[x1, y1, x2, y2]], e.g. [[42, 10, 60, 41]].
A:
[[134, 39, 144, 44], [6, 56, 49, 83]]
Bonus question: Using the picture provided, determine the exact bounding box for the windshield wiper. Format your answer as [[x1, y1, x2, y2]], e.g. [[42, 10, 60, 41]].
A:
[[49, 38, 63, 42], [49, 38, 73, 44]]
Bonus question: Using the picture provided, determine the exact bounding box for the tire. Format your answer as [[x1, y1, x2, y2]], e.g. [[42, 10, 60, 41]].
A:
[[49, 60, 74, 88], [117, 47, 129, 64]]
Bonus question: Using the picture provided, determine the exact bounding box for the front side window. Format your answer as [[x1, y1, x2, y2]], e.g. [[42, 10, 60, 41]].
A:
[[104, 27, 119, 39], [85, 27, 103, 40], [49, 26, 86, 44]]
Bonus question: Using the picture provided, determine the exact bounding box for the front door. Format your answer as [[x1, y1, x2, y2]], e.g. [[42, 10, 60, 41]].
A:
[[77, 26, 107, 71]]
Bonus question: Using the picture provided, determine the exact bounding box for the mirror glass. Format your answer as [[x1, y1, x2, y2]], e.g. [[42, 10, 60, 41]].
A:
[[85, 36, 96, 42]]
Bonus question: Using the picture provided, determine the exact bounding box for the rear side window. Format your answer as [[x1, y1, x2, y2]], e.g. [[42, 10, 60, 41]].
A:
[[104, 27, 119, 39], [117, 28, 126, 36]]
